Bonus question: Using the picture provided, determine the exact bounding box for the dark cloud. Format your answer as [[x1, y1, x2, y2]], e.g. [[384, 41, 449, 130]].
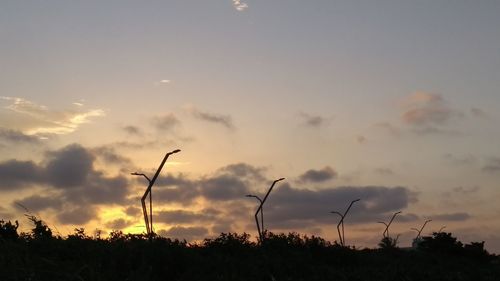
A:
[[45, 144, 95, 188], [482, 157, 500, 173], [152, 113, 180, 130], [190, 108, 235, 130], [0, 128, 41, 144], [356, 135, 366, 144], [122, 125, 142, 136], [452, 186, 480, 194], [373, 122, 401, 137], [154, 173, 199, 205], [200, 175, 249, 201], [264, 184, 417, 227], [152, 163, 266, 205], [1, 144, 132, 214], [92, 146, 132, 166], [298, 166, 337, 183], [410, 126, 463, 136], [57, 206, 98, 225], [211, 220, 234, 234], [124, 206, 141, 217], [217, 163, 266, 182], [105, 218, 134, 230], [0, 160, 44, 190], [154, 210, 215, 224], [13, 195, 62, 212], [429, 212, 471, 222], [158, 226, 209, 241], [373, 168, 394, 176], [470, 107, 490, 120], [298, 112, 331, 127], [443, 153, 477, 166]]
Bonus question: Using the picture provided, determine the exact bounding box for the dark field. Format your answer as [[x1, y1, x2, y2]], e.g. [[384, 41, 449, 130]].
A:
[[1, 219, 499, 281]]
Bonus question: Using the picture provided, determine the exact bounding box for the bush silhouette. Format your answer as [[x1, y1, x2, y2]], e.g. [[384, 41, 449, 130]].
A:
[[418, 232, 463, 254], [0, 220, 19, 241], [1, 217, 499, 281], [26, 215, 52, 240], [378, 236, 398, 250]]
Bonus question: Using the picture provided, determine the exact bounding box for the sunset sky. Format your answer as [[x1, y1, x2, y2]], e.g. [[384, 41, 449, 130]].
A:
[[1, 1, 500, 252]]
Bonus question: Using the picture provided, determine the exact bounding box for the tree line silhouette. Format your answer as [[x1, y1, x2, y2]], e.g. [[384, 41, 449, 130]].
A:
[[1, 215, 499, 281]]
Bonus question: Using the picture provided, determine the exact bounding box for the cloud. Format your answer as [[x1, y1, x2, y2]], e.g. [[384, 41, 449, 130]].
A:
[[187, 106, 235, 130], [373, 122, 401, 137], [57, 206, 98, 225], [124, 206, 141, 217], [451, 186, 480, 194], [298, 166, 337, 183], [482, 157, 500, 173], [373, 168, 394, 176], [122, 125, 142, 136], [401, 92, 462, 128], [216, 163, 266, 182], [0, 160, 44, 190], [443, 153, 477, 166], [298, 112, 331, 128], [154, 209, 216, 225], [264, 184, 418, 227], [0, 144, 131, 210], [92, 146, 133, 166], [232, 0, 248, 11], [45, 144, 95, 188], [470, 107, 490, 120], [160, 79, 171, 84], [1, 96, 105, 136], [105, 218, 134, 230], [200, 175, 249, 201], [0, 206, 13, 220], [13, 195, 63, 212], [158, 226, 209, 240], [356, 135, 366, 144], [0, 128, 41, 144], [154, 163, 266, 205], [154, 173, 199, 205], [429, 212, 471, 222], [410, 126, 463, 136], [151, 113, 180, 131]]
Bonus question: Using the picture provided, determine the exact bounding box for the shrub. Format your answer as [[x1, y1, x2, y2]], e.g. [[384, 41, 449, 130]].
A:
[[0, 220, 19, 241]]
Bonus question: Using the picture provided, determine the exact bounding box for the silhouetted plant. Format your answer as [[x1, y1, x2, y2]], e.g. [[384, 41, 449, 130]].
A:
[[26, 215, 52, 240], [67, 227, 91, 240], [203, 232, 254, 248], [378, 236, 398, 250], [418, 232, 463, 254], [0, 220, 19, 241]]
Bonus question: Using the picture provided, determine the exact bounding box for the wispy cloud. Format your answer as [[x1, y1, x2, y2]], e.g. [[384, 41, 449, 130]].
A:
[[400, 92, 462, 127], [470, 107, 490, 120], [151, 113, 181, 130], [186, 106, 235, 130], [298, 112, 332, 128], [232, 0, 248, 11], [1, 96, 105, 136]]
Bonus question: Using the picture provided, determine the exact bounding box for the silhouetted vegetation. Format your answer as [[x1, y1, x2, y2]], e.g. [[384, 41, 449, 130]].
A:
[[1, 218, 499, 281]]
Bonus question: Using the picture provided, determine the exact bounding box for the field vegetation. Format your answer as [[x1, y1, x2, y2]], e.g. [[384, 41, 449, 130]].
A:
[[1, 217, 499, 281]]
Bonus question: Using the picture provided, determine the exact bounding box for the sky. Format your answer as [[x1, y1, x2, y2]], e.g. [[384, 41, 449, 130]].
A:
[[1, 0, 500, 252]]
